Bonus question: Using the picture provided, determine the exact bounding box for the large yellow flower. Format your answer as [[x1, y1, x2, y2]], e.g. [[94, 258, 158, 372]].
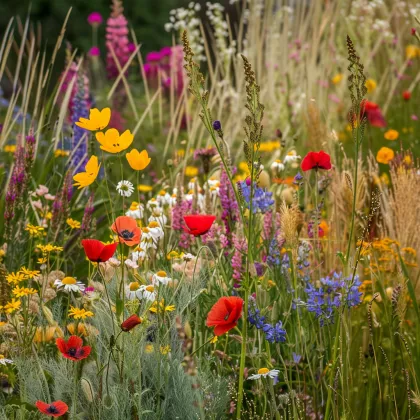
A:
[[96, 129, 134, 153], [75, 107, 111, 131], [126, 149, 151, 171], [376, 147, 395, 164], [73, 155, 101, 189], [384, 129, 399, 141]]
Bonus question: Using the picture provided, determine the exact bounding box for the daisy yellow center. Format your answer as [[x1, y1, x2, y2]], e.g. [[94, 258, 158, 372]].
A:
[[143, 227, 150, 233], [0, 355, 4, 359], [130, 202, 139, 210], [157, 271, 167, 277], [129, 282, 140, 291], [62, 277, 77, 285], [159, 190, 166, 195], [258, 368, 270, 375], [149, 221, 159, 228], [146, 285, 154, 292]]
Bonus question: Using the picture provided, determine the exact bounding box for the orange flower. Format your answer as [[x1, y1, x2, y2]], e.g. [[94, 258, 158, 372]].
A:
[[376, 147, 394, 164], [111, 216, 141, 246]]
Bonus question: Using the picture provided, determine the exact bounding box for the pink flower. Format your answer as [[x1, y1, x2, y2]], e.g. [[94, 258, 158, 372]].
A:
[[88, 12, 103, 26], [36, 185, 49, 196], [89, 46, 100, 57]]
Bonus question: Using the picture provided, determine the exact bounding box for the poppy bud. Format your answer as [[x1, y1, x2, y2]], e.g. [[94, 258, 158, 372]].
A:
[[403, 90, 411, 101], [121, 314, 142, 332]]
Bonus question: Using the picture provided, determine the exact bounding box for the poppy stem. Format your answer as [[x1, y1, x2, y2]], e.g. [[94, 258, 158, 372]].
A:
[[190, 335, 216, 357]]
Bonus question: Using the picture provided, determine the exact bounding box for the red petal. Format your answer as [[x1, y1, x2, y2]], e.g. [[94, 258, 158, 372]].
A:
[[301, 152, 317, 171], [67, 335, 83, 349], [55, 338, 67, 354], [99, 242, 118, 262], [206, 298, 229, 326], [214, 322, 236, 336], [317, 151, 332, 170], [51, 401, 69, 416], [35, 401, 50, 414], [81, 239, 104, 262]]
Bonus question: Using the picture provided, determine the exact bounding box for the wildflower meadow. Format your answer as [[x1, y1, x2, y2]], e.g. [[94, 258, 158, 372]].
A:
[[1, 0, 420, 418]]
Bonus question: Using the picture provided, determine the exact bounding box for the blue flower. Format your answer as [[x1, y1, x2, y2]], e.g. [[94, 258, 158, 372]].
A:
[[238, 181, 274, 214]]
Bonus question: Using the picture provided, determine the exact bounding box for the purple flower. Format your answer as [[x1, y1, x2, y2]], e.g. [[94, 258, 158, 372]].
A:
[[212, 120, 221, 130], [89, 46, 100, 57]]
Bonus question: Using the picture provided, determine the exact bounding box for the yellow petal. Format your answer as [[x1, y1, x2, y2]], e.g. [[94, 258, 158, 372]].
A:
[[126, 148, 151, 171], [119, 130, 134, 150]]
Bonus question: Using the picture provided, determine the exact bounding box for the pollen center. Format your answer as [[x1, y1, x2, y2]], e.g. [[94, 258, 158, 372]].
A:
[[258, 368, 270, 375], [146, 285, 154, 292], [62, 277, 77, 285], [130, 282, 140, 291], [157, 271, 167, 277]]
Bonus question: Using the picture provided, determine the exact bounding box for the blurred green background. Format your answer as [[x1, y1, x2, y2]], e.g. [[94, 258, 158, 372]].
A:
[[1, 0, 191, 55]]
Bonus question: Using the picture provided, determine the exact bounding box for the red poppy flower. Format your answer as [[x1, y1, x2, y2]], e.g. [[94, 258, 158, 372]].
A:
[[111, 216, 141, 246], [35, 400, 68, 417], [360, 100, 386, 127], [56, 335, 91, 361], [121, 314, 142, 332], [81, 239, 118, 262], [183, 214, 216, 236], [301, 151, 332, 171], [206, 296, 243, 336], [403, 90, 411, 101]]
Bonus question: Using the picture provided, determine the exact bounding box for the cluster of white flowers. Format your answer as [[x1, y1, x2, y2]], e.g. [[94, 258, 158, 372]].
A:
[[165, 2, 206, 62], [206, 3, 236, 65]]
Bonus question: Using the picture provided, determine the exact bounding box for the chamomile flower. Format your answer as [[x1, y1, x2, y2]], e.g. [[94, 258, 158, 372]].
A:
[[54, 276, 85, 293], [284, 150, 301, 164], [125, 201, 144, 219], [131, 247, 147, 261], [139, 285, 156, 301], [147, 198, 161, 211], [0, 355, 13, 366], [116, 180, 134, 197], [152, 271, 172, 286], [270, 160, 285, 172], [126, 282, 143, 300], [156, 190, 172, 206], [149, 209, 168, 228], [248, 368, 280, 380]]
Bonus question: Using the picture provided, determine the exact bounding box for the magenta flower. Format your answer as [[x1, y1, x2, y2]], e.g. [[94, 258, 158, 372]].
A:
[[88, 12, 103, 26], [89, 46, 100, 57]]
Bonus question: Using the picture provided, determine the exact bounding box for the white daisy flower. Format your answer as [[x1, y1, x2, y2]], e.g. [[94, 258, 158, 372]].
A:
[[156, 190, 172, 206], [147, 198, 161, 211], [108, 257, 121, 267], [206, 178, 220, 196], [152, 271, 172, 286], [126, 282, 143, 300], [149, 209, 168, 228], [125, 258, 139, 269], [271, 160, 285, 172], [125, 201, 144, 219], [116, 180, 134, 197], [248, 368, 280, 380], [54, 277, 85, 293], [284, 151, 301, 164], [147, 221, 164, 240], [139, 284, 156, 301], [132, 247, 147, 261], [0, 355, 13, 365]]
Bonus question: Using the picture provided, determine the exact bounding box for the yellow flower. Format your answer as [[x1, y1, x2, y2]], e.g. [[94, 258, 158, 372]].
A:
[[25, 224, 45, 237], [384, 129, 399, 141], [406, 45, 420, 60], [73, 155, 101, 189], [37, 244, 64, 254], [4, 145, 16, 153], [66, 218, 81, 229], [210, 336, 218, 344], [138, 184, 153, 192], [68, 306, 94, 320], [33, 326, 62, 343], [376, 147, 395, 164], [19, 267, 40, 279], [160, 345, 171, 355], [6, 272, 25, 284], [12, 286, 37, 297], [331, 73, 343, 85], [149, 299, 175, 314], [365, 79, 377, 93], [185, 166, 198, 177], [95, 128, 134, 153], [54, 149, 70, 158], [37, 257, 47, 264], [75, 107, 111, 131], [126, 149, 151, 171], [167, 250, 180, 259], [3, 299, 21, 314], [145, 344, 154, 353]]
